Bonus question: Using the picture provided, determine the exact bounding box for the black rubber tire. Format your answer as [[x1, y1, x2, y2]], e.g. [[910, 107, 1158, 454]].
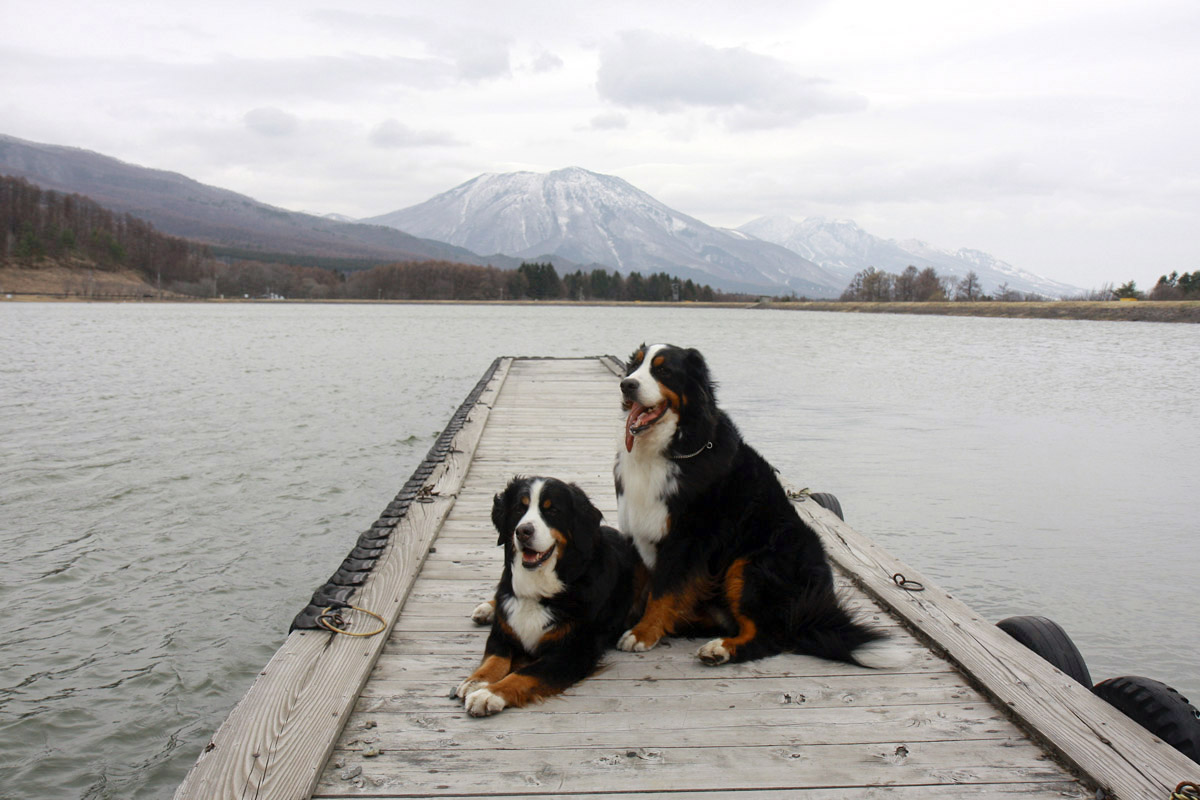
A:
[[808, 492, 844, 521], [996, 615, 1092, 687], [1093, 675, 1200, 764]]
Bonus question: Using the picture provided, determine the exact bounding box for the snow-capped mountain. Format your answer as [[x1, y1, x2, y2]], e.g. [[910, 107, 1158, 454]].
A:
[[738, 216, 1081, 298], [365, 168, 843, 297]]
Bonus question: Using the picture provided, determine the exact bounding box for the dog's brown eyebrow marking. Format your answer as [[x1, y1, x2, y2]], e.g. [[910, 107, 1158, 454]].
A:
[[542, 498, 552, 509], [652, 355, 665, 367], [520, 495, 530, 506], [632, 349, 645, 364]]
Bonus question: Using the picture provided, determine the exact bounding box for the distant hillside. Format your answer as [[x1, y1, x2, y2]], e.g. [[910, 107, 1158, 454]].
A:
[[1, 174, 204, 288], [365, 167, 842, 297], [0, 133, 492, 268]]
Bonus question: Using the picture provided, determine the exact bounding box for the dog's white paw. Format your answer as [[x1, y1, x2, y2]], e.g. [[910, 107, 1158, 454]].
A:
[[455, 678, 487, 700], [851, 638, 910, 670], [697, 639, 731, 665], [464, 687, 507, 717], [617, 629, 654, 652], [470, 601, 494, 626]]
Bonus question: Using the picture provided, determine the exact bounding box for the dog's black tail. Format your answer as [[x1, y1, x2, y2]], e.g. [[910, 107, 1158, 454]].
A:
[[781, 587, 907, 669]]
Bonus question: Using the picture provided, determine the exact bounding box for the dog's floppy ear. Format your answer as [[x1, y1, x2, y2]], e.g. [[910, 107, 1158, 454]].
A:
[[683, 347, 718, 419], [569, 482, 603, 531], [491, 491, 508, 547], [626, 343, 648, 374], [492, 477, 522, 547], [566, 482, 601, 563]]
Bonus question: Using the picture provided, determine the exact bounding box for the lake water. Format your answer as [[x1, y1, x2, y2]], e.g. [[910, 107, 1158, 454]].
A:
[[1, 302, 1197, 799]]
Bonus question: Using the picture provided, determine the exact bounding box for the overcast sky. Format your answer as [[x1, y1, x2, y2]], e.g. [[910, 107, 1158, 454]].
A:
[[3, 0, 1197, 290]]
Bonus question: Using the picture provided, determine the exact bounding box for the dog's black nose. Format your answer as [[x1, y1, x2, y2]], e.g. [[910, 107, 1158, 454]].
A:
[[515, 523, 534, 543], [620, 378, 638, 398]]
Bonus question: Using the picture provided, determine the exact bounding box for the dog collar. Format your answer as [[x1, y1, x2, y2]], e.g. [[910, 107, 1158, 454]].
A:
[[668, 441, 713, 459]]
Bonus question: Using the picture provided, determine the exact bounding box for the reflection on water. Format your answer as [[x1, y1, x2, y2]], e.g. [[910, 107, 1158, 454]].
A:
[[1, 303, 1197, 798]]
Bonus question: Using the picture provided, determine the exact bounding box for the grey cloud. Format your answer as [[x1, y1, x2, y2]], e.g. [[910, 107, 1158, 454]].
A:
[[243, 107, 299, 137], [531, 50, 565, 73], [596, 31, 866, 128], [369, 119, 462, 148], [456, 44, 511, 82], [589, 111, 628, 130], [311, 9, 513, 84]]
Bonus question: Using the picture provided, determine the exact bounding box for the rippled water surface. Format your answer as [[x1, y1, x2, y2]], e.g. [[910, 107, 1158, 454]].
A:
[[1, 302, 1197, 798]]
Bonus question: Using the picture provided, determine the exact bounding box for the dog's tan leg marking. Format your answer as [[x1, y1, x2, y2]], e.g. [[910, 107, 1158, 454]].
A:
[[456, 654, 511, 699], [699, 558, 758, 665], [465, 673, 560, 717], [618, 579, 706, 652]]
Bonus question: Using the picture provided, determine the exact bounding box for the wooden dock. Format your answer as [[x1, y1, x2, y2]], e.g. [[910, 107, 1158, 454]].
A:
[[175, 357, 1197, 800]]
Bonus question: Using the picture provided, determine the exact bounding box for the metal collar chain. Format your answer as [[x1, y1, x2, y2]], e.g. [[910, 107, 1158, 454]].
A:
[[668, 441, 713, 459]]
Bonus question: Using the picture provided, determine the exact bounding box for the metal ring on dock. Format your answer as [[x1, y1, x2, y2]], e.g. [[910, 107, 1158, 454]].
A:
[[891, 573, 925, 592], [317, 604, 387, 637]]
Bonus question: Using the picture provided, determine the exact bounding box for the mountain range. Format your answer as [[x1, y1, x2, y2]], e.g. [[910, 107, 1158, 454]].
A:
[[1, 133, 1079, 297], [737, 216, 1079, 298], [365, 168, 838, 296]]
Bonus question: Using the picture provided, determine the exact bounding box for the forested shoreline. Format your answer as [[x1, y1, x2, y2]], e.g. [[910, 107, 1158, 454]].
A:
[[4, 173, 1195, 308]]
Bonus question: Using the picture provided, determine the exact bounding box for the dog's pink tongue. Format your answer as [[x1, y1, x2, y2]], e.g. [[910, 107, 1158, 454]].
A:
[[625, 403, 645, 452]]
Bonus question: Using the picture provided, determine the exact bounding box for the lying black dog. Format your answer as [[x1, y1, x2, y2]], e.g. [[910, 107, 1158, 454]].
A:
[[456, 476, 639, 716]]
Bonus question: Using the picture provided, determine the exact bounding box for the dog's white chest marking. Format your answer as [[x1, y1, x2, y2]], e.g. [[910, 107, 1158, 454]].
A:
[[501, 594, 556, 653], [616, 441, 678, 569]]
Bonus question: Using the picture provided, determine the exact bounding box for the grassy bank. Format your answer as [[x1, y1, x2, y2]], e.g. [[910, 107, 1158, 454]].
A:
[[0, 264, 168, 300], [757, 299, 1200, 323]]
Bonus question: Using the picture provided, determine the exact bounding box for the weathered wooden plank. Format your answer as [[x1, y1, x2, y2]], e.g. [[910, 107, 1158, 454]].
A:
[[794, 496, 1199, 800], [314, 787, 1088, 800], [367, 648, 951, 683], [173, 359, 514, 800], [334, 702, 1024, 751], [356, 671, 982, 712], [312, 738, 1071, 797], [380, 624, 915, 657]]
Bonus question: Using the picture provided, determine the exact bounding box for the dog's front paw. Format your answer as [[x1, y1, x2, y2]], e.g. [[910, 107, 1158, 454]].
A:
[[697, 638, 731, 665], [456, 678, 487, 700], [464, 687, 507, 717], [617, 628, 657, 653], [470, 600, 495, 626]]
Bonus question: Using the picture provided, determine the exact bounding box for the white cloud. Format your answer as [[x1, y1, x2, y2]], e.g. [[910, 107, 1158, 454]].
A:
[[455, 44, 511, 82], [243, 107, 299, 137], [596, 30, 866, 129], [369, 119, 462, 148]]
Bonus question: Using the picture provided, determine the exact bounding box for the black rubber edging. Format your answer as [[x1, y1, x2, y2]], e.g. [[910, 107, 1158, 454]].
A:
[[996, 615, 1093, 687], [1093, 675, 1200, 764], [290, 357, 504, 632], [808, 492, 845, 521]]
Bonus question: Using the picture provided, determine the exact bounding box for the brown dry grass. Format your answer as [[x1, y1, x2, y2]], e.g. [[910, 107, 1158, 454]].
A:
[[1, 261, 160, 300], [758, 300, 1200, 323]]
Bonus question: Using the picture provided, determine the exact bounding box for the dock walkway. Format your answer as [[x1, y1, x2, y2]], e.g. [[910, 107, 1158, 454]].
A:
[[175, 357, 1196, 800]]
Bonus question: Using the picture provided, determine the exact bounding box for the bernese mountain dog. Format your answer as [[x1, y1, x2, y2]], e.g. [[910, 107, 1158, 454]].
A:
[[614, 343, 901, 668], [455, 476, 639, 717]]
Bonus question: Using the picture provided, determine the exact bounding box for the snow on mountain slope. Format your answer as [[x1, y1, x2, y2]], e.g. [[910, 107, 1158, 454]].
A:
[[740, 216, 1082, 298], [366, 168, 843, 296]]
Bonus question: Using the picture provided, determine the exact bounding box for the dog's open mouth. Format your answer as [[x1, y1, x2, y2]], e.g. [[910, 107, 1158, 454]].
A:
[[520, 545, 554, 569], [625, 401, 668, 452]]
